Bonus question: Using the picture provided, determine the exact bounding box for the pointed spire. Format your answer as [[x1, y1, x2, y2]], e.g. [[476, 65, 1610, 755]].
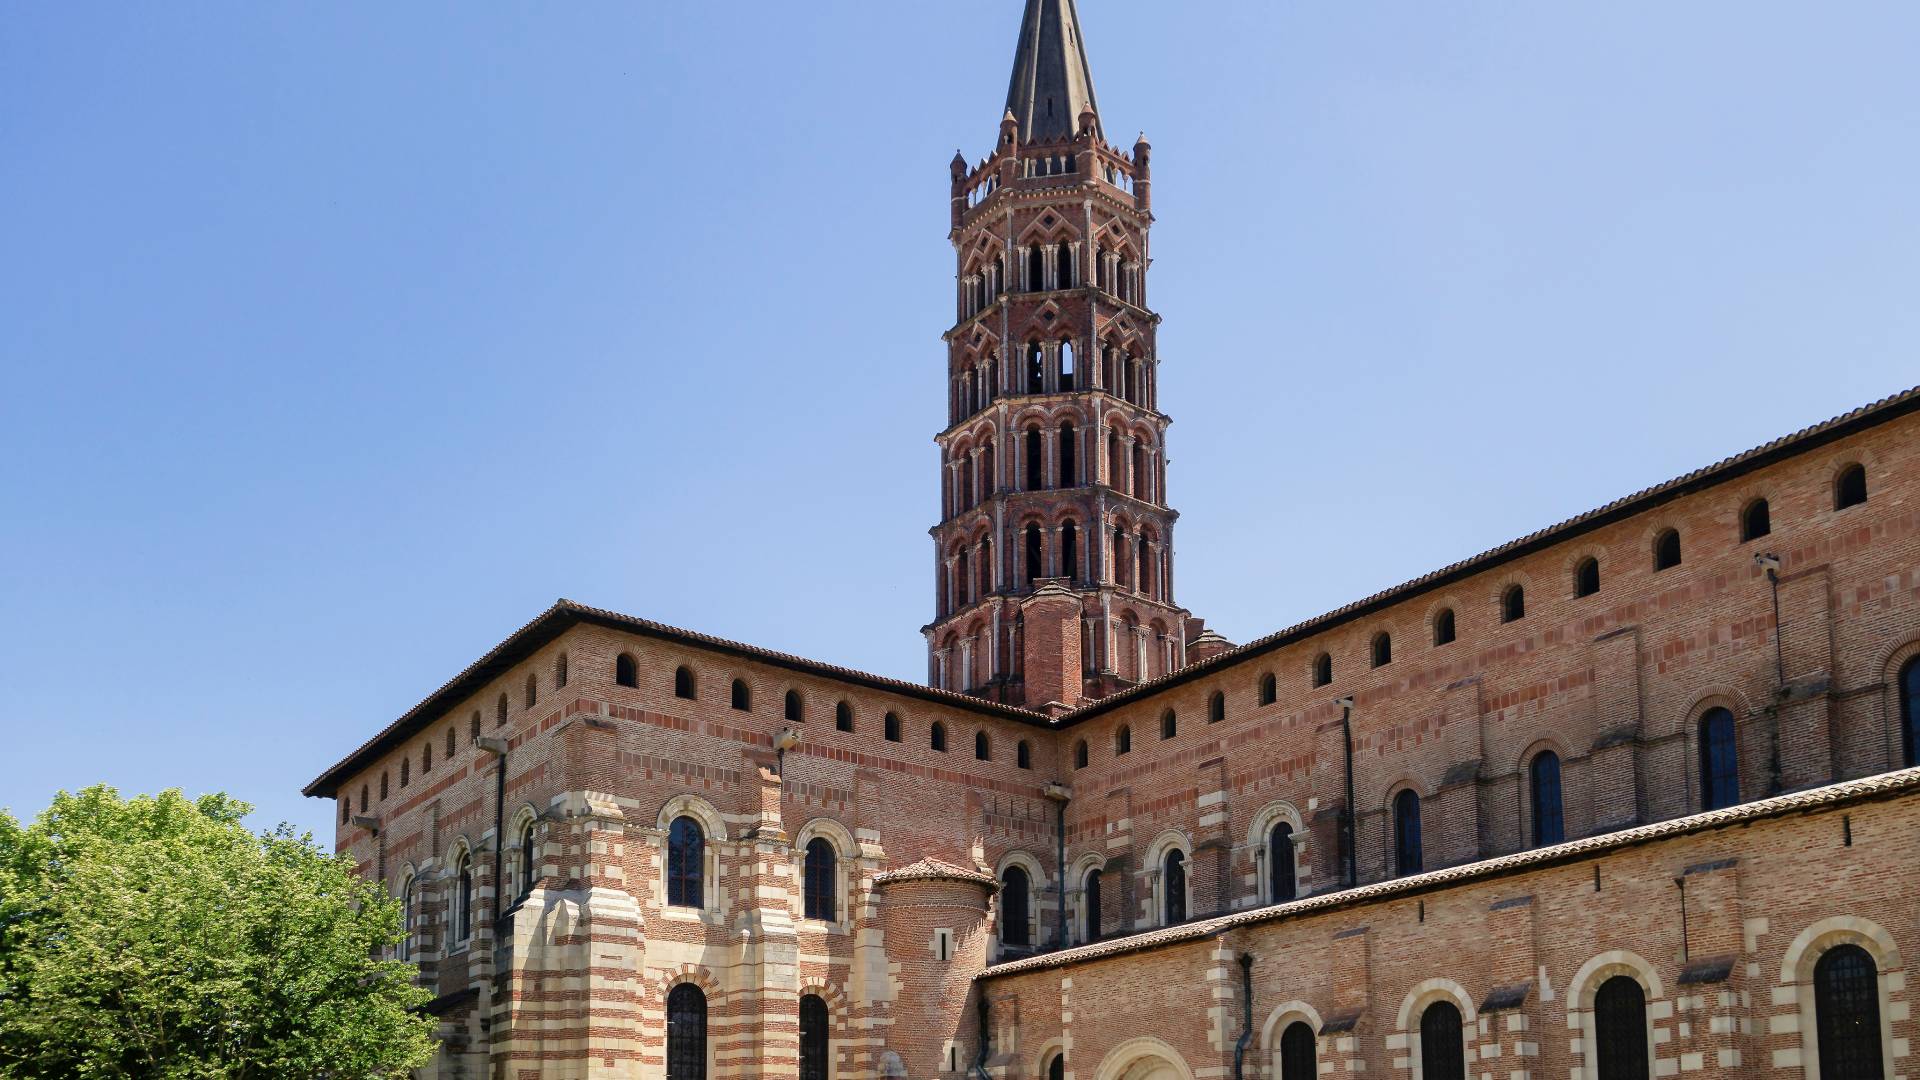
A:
[[1004, 0, 1100, 145]]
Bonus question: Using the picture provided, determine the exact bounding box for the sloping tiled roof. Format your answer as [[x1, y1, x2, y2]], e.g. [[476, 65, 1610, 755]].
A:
[[977, 766, 1920, 981], [873, 857, 999, 890]]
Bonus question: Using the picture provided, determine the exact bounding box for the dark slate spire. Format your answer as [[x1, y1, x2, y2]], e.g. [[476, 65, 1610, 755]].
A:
[[1004, 0, 1100, 144]]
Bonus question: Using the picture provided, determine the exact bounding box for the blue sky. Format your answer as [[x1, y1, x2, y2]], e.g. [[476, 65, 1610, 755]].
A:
[[4, 2, 1917, 840]]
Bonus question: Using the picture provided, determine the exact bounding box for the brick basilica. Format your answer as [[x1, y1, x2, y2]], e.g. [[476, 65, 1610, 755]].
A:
[[307, 3, 1920, 1078]]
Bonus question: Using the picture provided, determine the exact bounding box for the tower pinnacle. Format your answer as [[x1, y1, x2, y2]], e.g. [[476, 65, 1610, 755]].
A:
[[1004, 0, 1100, 144]]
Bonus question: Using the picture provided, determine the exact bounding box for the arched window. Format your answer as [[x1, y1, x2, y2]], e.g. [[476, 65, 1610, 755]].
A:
[[673, 666, 696, 700], [454, 850, 474, 942], [1653, 529, 1682, 571], [358, 784, 368, 813], [1060, 340, 1077, 390], [1059, 424, 1077, 486], [1502, 585, 1526, 623], [1419, 1001, 1465, 1080], [495, 693, 508, 727], [397, 876, 419, 960], [1575, 557, 1601, 598], [1433, 608, 1457, 646], [1161, 848, 1186, 925], [1026, 242, 1044, 292], [803, 837, 836, 921], [1393, 789, 1423, 877], [616, 653, 639, 689], [1742, 498, 1772, 542], [1017, 740, 1032, 769], [1208, 691, 1225, 724], [1160, 709, 1177, 740], [1814, 944, 1884, 1079], [1593, 975, 1649, 1080], [422, 742, 432, 774], [1026, 524, 1043, 583], [987, 864, 1029, 953], [1371, 632, 1392, 668], [1115, 726, 1132, 755], [380, 772, 388, 800], [975, 731, 991, 761], [1259, 672, 1278, 705], [1530, 751, 1565, 847], [1073, 739, 1089, 769], [1268, 821, 1296, 903], [784, 690, 804, 723], [1698, 707, 1740, 811], [1062, 521, 1079, 581], [1279, 1021, 1316, 1080], [666, 983, 708, 1080], [1047, 1053, 1065, 1080], [1026, 427, 1044, 487], [799, 994, 830, 1080], [468, 711, 480, 743], [931, 722, 947, 753], [1836, 464, 1869, 510], [835, 701, 853, 733], [446, 728, 455, 758], [1027, 343, 1045, 395], [399, 759, 409, 788], [884, 712, 902, 742], [666, 816, 705, 909], [1083, 868, 1103, 942], [730, 679, 751, 712], [517, 819, 538, 901], [1312, 653, 1333, 688], [1902, 658, 1920, 768], [523, 672, 537, 708], [554, 652, 568, 689]]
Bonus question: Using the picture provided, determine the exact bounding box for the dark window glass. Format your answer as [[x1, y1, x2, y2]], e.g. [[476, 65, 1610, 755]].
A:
[[1312, 654, 1332, 688], [1743, 499, 1772, 542], [1209, 692, 1225, 724], [1433, 609, 1457, 646], [666, 984, 707, 1080], [1393, 789, 1423, 877], [1160, 710, 1177, 740], [730, 679, 750, 711], [931, 722, 948, 753], [1279, 1022, 1316, 1080], [1269, 822, 1296, 903], [1699, 707, 1740, 811], [835, 701, 853, 733], [1161, 849, 1186, 924], [1503, 586, 1526, 623], [1419, 1001, 1465, 1080], [1654, 529, 1682, 572], [1531, 751, 1565, 847], [616, 654, 639, 688], [1115, 726, 1131, 755], [975, 731, 991, 761], [1815, 944, 1884, 1080], [1001, 865, 1031, 947], [1576, 557, 1601, 598], [667, 817, 705, 909], [1372, 633, 1392, 668], [884, 712, 902, 742], [1074, 740, 1089, 769], [1836, 465, 1869, 510], [1259, 673, 1278, 705], [803, 838, 836, 921], [1594, 975, 1649, 1080], [1017, 740, 1032, 770], [1083, 868, 1102, 942], [799, 995, 830, 1080], [1903, 659, 1920, 769]]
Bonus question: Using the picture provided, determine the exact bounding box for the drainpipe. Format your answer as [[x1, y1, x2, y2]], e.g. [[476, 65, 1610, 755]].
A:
[[972, 992, 992, 1080], [1044, 782, 1073, 951], [1336, 698, 1358, 889], [1756, 554, 1787, 794], [477, 737, 510, 933], [1232, 952, 1255, 1080]]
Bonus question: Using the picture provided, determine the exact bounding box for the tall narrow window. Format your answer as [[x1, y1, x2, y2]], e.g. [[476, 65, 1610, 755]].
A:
[[446, 728, 456, 758], [616, 654, 639, 689], [1593, 975, 1649, 1080], [1530, 751, 1565, 847], [399, 759, 409, 788], [1074, 739, 1089, 769], [1836, 464, 1869, 510], [799, 995, 830, 1080], [1575, 557, 1601, 598], [1815, 944, 1885, 1080], [1742, 499, 1772, 542], [1161, 849, 1186, 925], [1160, 709, 1177, 740], [1062, 522, 1079, 581], [454, 852, 474, 942], [1419, 1001, 1465, 1080], [495, 693, 508, 727], [931, 722, 947, 752], [674, 666, 696, 700], [469, 712, 480, 743], [1000, 865, 1031, 948], [1393, 789, 1423, 877], [1025, 524, 1043, 584], [1312, 653, 1333, 688], [667, 817, 705, 909], [803, 838, 836, 922], [884, 712, 902, 742], [1083, 868, 1102, 942], [1048, 1054, 1065, 1080], [554, 652, 568, 689], [1279, 1022, 1316, 1080], [1060, 340, 1076, 390], [422, 742, 432, 774], [1902, 658, 1920, 768], [518, 819, 538, 901], [1027, 343, 1045, 394], [1059, 424, 1077, 486], [399, 877, 417, 961], [666, 984, 708, 1080], [1698, 707, 1740, 811], [1017, 740, 1032, 769], [1653, 529, 1682, 571], [1502, 585, 1526, 623], [784, 690, 804, 723], [1208, 691, 1225, 724], [1259, 672, 1278, 705], [1027, 243, 1044, 292], [1433, 608, 1457, 646], [1371, 632, 1392, 668], [380, 772, 388, 800], [835, 701, 853, 733], [730, 679, 751, 712], [1025, 427, 1044, 488], [975, 731, 991, 761], [1268, 822, 1296, 903], [1115, 726, 1131, 755], [524, 673, 537, 708]]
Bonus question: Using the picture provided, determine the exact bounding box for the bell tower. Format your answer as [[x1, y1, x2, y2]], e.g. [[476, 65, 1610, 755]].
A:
[[926, 0, 1222, 711]]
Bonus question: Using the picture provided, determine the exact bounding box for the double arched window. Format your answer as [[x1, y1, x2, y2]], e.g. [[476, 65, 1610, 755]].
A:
[[1593, 975, 1649, 1080], [798, 995, 830, 1080], [803, 838, 836, 922], [1268, 821, 1296, 903], [1278, 1022, 1316, 1080], [1530, 751, 1565, 847], [666, 983, 708, 1080], [1418, 1000, 1465, 1080], [1393, 790, 1423, 877], [667, 817, 705, 909], [1814, 944, 1884, 1079], [1698, 707, 1740, 811], [1000, 865, 1031, 948], [1161, 849, 1187, 925]]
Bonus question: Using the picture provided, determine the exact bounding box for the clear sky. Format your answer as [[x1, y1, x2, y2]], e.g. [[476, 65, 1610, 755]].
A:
[[4, 2, 1917, 840]]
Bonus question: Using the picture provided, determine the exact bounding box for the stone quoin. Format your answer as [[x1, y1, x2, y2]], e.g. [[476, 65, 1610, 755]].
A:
[[306, 2, 1920, 1077]]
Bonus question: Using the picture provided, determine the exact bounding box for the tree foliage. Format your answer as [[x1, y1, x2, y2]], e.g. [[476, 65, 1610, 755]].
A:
[[0, 787, 435, 1078]]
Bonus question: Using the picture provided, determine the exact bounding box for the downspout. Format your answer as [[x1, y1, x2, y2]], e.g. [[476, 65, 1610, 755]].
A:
[[1044, 782, 1073, 951], [972, 992, 992, 1080], [476, 736, 510, 934], [1758, 554, 1787, 794], [1232, 952, 1255, 1080], [1337, 698, 1358, 889]]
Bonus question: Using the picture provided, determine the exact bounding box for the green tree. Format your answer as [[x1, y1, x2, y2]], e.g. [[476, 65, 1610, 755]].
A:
[[0, 787, 435, 1078]]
